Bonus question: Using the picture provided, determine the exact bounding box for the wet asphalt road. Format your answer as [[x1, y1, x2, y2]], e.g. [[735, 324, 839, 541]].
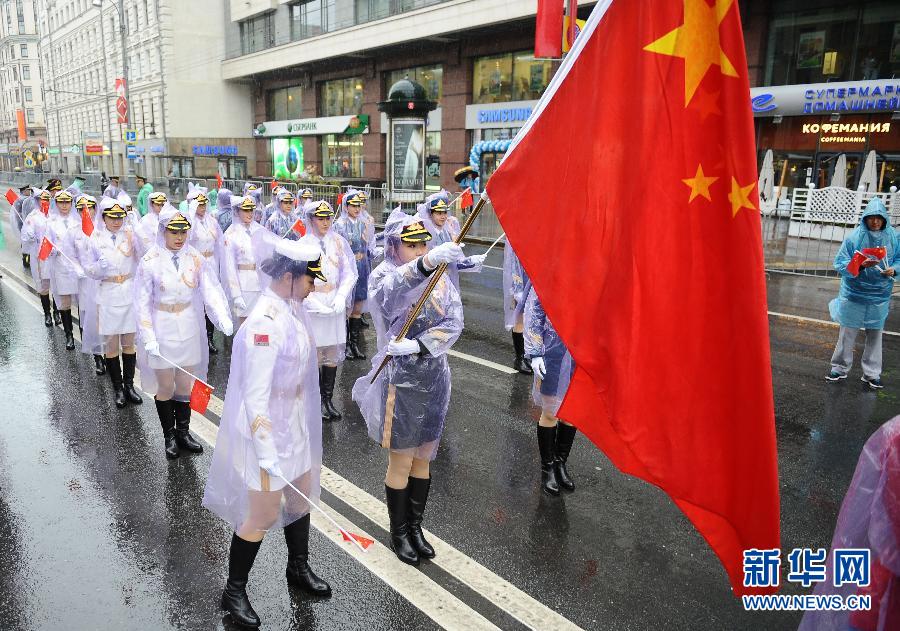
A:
[[1, 211, 899, 630]]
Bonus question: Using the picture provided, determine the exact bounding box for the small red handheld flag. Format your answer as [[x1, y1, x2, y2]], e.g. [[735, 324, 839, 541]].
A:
[[216, 173, 223, 189], [336, 193, 344, 208], [5, 188, 17, 205], [40, 200, 50, 215], [863, 246, 887, 260], [341, 531, 374, 550], [271, 179, 278, 190], [291, 219, 306, 236], [38, 237, 53, 261], [460, 188, 474, 210], [847, 251, 868, 277], [189, 380, 214, 414], [81, 208, 94, 236]]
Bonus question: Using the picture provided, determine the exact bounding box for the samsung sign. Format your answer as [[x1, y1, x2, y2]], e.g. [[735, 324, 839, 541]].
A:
[[466, 101, 538, 129], [750, 79, 900, 117]]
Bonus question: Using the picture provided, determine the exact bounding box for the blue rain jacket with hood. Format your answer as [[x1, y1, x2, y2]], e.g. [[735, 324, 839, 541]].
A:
[[829, 198, 900, 330]]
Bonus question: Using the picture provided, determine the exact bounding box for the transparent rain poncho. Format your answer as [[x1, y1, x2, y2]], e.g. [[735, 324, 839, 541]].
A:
[[523, 290, 574, 417], [203, 229, 324, 531], [133, 205, 231, 400], [187, 197, 223, 279], [334, 189, 376, 307], [214, 188, 234, 233], [502, 244, 531, 331], [19, 194, 51, 289], [297, 200, 358, 362], [45, 190, 86, 305], [264, 189, 298, 238], [80, 196, 143, 357], [415, 189, 481, 289], [222, 196, 265, 318], [351, 208, 464, 461], [799, 415, 900, 631], [830, 198, 900, 330]]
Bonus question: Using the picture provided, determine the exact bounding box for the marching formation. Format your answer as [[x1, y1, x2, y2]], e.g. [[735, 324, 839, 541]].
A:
[[4, 177, 579, 628]]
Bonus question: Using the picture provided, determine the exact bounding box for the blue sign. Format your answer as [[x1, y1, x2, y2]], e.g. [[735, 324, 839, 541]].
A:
[[124, 129, 137, 142], [477, 107, 532, 125], [192, 145, 239, 156], [126, 144, 137, 159], [751, 93, 777, 113]]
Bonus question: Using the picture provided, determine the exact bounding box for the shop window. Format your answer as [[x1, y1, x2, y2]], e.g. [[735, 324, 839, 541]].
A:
[[322, 133, 363, 178], [511, 53, 551, 101], [266, 85, 303, 120], [239, 12, 274, 55], [425, 131, 440, 190], [855, 2, 900, 81], [320, 77, 364, 116], [218, 157, 247, 180], [482, 127, 521, 141], [385, 65, 442, 104], [473, 54, 512, 104], [170, 158, 194, 178]]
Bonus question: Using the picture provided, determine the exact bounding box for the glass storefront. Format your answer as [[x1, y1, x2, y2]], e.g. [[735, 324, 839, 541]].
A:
[[764, 1, 900, 85], [472, 52, 552, 104], [385, 65, 443, 103], [322, 133, 364, 178], [320, 77, 365, 116], [425, 130, 440, 190], [266, 85, 303, 120]]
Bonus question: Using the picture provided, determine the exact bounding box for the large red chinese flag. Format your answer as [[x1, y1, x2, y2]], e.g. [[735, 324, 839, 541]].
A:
[[535, 0, 563, 58], [487, 0, 779, 597]]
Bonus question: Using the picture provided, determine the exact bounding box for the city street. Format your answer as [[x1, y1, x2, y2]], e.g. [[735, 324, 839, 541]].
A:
[[1, 209, 898, 630]]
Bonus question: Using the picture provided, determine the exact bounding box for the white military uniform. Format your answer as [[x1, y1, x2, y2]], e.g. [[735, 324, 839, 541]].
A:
[[299, 230, 356, 347], [20, 204, 51, 290], [88, 226, 139, 336], [188, 209, 222, 278], [46, 211, 83, 300], [222, 222, 262, 318], [137, 211, 161, 252]]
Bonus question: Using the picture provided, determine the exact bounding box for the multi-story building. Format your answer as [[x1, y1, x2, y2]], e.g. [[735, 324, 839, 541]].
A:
[[221, 0, 899, 194], [0, 0, 49, 171], [36, 0, 254, 179]]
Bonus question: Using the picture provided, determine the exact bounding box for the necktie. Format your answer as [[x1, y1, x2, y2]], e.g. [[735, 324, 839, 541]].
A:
[[172, 253, 179, 270]]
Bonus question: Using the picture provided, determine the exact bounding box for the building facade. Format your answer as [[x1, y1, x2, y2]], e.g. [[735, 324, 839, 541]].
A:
[[36, 0, 254, 179], [0, 0, 49, 171]]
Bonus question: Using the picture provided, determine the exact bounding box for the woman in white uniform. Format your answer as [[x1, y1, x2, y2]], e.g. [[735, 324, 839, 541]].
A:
[[20, 190, 59, 326], [136, 191, 168, 252], [71, 194, 108, 376], [187, 190, 224, 353], [222, 195, 264, 327], [203, 230, 330, 629], [82, 197, 145, 408], [45, 188, 85, 350], [135, 207, 233, 459], [298, 200, 357, 421]]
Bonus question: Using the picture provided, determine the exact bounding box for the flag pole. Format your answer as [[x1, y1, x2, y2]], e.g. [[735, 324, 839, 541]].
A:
[[369, 196, 488, 384], [155, 352, 214, 390], [484, 231, 506, 257], [275, 474, 370, 554], [43, 236, 82, 271]]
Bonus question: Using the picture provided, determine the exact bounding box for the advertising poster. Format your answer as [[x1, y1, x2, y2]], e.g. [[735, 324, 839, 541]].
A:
[[391, 120, 425, 191], [272, 137, 304, 180], [797, 31, 825, 69]]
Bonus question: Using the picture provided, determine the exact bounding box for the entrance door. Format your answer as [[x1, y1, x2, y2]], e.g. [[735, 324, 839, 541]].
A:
[[815, 152, 863, 189]]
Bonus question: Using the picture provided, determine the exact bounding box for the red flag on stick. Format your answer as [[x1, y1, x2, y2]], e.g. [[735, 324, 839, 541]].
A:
[[189, 379, 214, 414], [460, 188, 474, 210], [535, 0, 564, 58], [5, 188, 17, 205], [341, 531, 374, 550], [82, 208, 94, 236], [487, 0, 779, 597], [216, 173, 223, 189], [291, 219, 306, 237], [40, 200, 50, 215], [38, 237, 53, 261]]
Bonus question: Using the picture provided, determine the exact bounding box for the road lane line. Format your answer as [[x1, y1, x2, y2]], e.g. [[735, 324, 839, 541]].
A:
[[448, 349, 518, 374], [767, 310, 900, 338], [1, 269, 581, 631]]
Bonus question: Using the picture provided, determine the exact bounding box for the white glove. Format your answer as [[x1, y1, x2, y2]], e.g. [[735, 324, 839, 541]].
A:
[[425, 242, 465, 268], [305, 299, 331, 315], [259, 459, 284, 480], [469, 254, 487, 265], [531, 356, 546, 379], [144, 341, 161, 357], [331, 295, 348, 314], [373, 246, 384, 258], [387, 337, 420, 356], [97, 256, 111, 270], [233, 296, 247, 312], [220, 319, 234, 336], [254, 432, 282, 478]]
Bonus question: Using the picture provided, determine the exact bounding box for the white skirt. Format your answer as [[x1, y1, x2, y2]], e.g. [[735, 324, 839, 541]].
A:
[[149, 335, 202, 370], [99, 303, 137, 336], [308, 311, 347, 348], [240, 428, 311, 492]]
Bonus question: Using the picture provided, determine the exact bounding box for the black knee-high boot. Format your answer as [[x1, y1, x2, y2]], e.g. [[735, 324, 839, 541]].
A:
[[173, 400, 203, 453], [407, 477, 435, 559], [554, 423, 577, 491], [60, 309, 75, 350], [512, 331, 533, 374], [537, 425, 560, 496], [221, 533, 262, 628], [346, 317, 366, 360], [39, 294, 52, 327], [106, 356, 126, 408], [94, 354, 107, 375], [320, 365, 341, 421], [52, 300, 61, 326], [206, 315, 218, 354], [155, 398, 178, 459], [121, 353, 142, 404], [385, 484, 419, 565], [285, 514, 332, 597]]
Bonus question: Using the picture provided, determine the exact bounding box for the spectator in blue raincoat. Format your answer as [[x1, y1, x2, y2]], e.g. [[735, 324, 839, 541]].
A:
[[826, 198, 900, 389]]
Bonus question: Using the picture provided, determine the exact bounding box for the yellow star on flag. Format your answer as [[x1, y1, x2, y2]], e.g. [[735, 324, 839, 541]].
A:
[[682, 164, 718, 202], [643, 0, 740, 106], [728, 177, 756, 217]]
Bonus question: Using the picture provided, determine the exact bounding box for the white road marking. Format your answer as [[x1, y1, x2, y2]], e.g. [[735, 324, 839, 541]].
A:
[[767, 310, 900, 338], [448, 349, 518, 374], [0, 265, 585, 631]]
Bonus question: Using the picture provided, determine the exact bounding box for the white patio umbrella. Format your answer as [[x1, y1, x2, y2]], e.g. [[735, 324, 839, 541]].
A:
[[758, 149, 774, 205], [831, 154, 847, 188], [858, 150, 878, 193]]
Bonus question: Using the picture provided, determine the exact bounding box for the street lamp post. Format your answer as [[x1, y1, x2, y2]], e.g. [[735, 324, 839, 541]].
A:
[[92, 0, 131, 173]]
